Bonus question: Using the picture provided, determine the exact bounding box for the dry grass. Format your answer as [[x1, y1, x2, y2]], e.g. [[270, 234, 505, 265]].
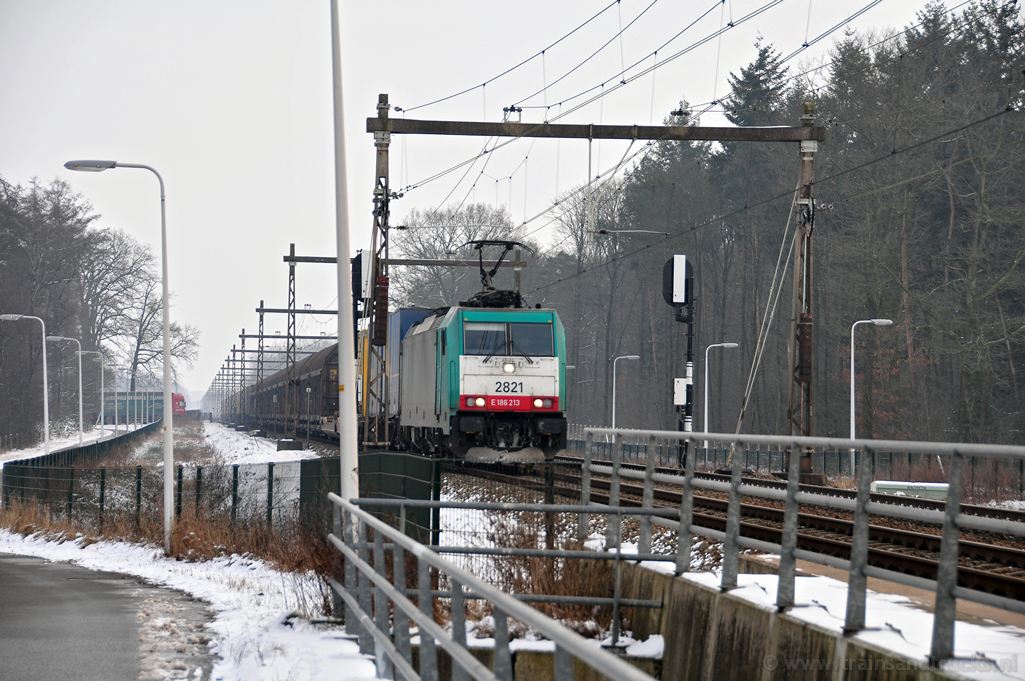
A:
[[0, 498, 336, 585]]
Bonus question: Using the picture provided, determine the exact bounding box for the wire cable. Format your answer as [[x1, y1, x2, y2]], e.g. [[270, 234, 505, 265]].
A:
[[511, 0, 661, 109], [526, 106, 1016, 296], [399, 0, 620, 113], [399, 0, 767, 196]]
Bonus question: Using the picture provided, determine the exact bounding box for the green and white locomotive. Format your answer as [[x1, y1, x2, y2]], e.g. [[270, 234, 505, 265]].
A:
[[395, 241, 568, 461]]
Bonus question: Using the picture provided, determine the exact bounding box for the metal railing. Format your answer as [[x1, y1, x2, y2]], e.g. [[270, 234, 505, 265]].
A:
[[579, 427, 1025, 666], [567, 423, 1025, 503], [327, 493, 663, 681]]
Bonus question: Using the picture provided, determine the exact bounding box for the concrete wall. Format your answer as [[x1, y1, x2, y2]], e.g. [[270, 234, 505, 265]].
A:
[[621, 563, 964, 681], [410, 643, 659, 681]]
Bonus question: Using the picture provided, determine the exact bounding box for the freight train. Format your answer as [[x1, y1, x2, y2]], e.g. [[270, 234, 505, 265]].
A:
[[233, 241, 568, 461]]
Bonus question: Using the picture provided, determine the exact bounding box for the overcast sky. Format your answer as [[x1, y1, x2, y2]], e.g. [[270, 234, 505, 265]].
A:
[[0, 0, 931, 400]]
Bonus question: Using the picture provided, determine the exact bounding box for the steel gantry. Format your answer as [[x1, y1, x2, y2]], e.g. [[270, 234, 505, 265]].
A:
[[364, 93, 825, 476]]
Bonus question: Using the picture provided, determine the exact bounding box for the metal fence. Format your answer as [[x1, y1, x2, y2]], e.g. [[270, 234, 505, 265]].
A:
[[578, 427, 1025, 666], [1, 421, 161, 469], [567, 423, 1025, 503], [328, 493, 663, 681], [0, 458, 349, 531], [1, 453, 445, 538]]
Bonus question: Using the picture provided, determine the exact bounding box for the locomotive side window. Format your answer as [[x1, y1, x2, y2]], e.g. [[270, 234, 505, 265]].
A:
[[509, 323, 553, 357], [463, 322, 506, 356]]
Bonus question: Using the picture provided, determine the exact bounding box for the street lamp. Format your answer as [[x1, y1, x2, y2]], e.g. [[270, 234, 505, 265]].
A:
[[80, 351, 104, 438], [850, 318, 893, 474], [590, 229, 669, 238], [0, 314, 49, 453], [65, 158, 175, 554], [611, 354, 640, 429], [46, 336, 83, 445], [330, 0, 360, 505], [703, 342, 738, 450]]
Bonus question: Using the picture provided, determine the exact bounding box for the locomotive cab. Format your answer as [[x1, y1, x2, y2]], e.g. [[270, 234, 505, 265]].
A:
[[398, 306, 568, 461]]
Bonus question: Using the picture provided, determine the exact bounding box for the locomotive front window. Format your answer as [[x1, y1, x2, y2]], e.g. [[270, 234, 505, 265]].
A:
[[464, 322, 507, 356], [509, 323, 553, 356]]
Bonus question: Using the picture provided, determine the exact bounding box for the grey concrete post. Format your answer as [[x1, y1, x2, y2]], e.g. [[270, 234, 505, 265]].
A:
[[493, 609, 513, 681], [676, 430, 697, 574], [844, 446, 874, 632], [372, 530, 392, 680], [606, 432, 624, 549], [720, 443, 743, 590], [639, 434, 656, 554], [416, 560, 438, 681], [577, 429, 593, 541], [776, 439, 802, 609], [451, 579, 468, 681], [930, 450, 962, 665]]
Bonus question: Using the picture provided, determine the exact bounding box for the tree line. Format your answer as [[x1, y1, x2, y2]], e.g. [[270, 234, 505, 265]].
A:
[[0, 177, 198, 444], [391, 1, 1025, 444]]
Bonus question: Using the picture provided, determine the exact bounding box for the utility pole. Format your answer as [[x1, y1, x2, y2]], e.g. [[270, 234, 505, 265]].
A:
[[285, 243, 297, 436], [786, 102, 820, 482], [361, 93, 393, 448], [240, 329, 247, 424], [257, 301, 265, 388]]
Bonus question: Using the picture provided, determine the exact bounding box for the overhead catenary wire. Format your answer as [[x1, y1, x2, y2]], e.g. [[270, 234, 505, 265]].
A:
[[525, 105, 1016, 296], [399, 0, 1007, 252], [686, 0, 990, 114], [398, 0, 773, 196], [733, 183, 800, 436], [401, 0, 966, 203], [510, 0, 662, 110], [398, 0, 620, 113]]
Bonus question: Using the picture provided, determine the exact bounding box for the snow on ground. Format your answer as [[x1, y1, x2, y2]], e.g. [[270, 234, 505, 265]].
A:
[[987, 499, 1025, 512], [202, 422, 317, 465], [683, 569, 1024, 680], [0, 529, 377, 681], [0, 423, 147, 471]]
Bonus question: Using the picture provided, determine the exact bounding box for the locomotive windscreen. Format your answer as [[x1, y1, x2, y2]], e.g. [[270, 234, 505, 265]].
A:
[[463, 321, 553, 357], [509, 323, 553, 356], [463, 322, 506, 356]]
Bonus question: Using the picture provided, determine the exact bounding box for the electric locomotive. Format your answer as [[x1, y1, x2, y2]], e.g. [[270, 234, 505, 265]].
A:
[[395, 241, 567, 461]]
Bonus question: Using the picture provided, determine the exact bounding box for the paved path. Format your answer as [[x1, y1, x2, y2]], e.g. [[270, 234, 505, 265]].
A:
[[0, 553, 212, 680]]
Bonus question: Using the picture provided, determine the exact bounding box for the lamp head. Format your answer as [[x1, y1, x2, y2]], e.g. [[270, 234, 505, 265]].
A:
[[45, 335, 68, 342], [624, 354, 640, 360], [722, 342, 739, 349], [0, 314, 24, 321], [872, 319, 894, 326], [64, 159, 117, 172]]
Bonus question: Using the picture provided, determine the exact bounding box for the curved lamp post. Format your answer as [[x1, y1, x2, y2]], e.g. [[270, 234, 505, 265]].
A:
[[64, 159, 174, 554], [611, 354, 640, 429], [0, 314, 49, 453], [850, 318, 893, 475], [46, 336, 83, 445], [703, 342, 738, 450]]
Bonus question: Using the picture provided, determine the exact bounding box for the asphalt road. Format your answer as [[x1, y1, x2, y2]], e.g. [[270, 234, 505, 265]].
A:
[[0, 553, 158, 681]]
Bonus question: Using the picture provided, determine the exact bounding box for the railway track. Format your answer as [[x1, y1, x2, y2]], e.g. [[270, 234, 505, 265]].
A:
[[555, 453, 1025, 525], [446, 461, 1025, 602]]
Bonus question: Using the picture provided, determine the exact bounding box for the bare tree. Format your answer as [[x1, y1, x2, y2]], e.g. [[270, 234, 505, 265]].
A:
[[391, 203, 521, 307]]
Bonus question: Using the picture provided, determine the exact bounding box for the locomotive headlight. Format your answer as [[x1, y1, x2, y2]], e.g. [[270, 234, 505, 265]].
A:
[[502, 362, 516, 374], [474, 397, 486, 407], [533, 398, 543, 408]]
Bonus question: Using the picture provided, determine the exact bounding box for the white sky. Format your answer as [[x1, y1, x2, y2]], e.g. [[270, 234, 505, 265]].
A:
[[0, 0, 931, 398]]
